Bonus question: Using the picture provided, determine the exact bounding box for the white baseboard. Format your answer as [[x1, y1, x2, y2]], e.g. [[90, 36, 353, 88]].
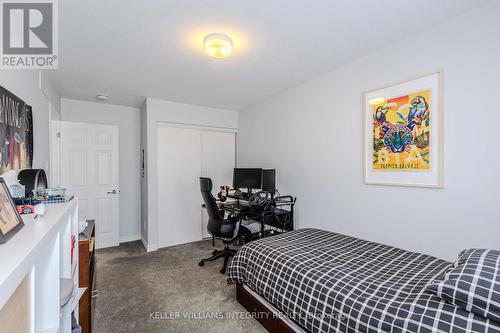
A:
[[119, 234, 141, 243], [141, 236, 158, 252]]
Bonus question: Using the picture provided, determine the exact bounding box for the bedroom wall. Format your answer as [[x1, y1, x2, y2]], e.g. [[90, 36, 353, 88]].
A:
[[0, 71, 60, 173], [238, 1, 500, 261], [60, 98, 141, 242], [141, 97, 238, 251]]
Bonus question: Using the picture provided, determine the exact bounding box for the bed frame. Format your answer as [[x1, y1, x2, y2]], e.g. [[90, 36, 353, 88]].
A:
[[236, 284, 309, 333]]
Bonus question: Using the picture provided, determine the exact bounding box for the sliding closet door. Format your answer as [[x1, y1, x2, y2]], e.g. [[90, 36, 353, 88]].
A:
[[201, 130, 235, 193], [157, 126, 202, 248], [200, 130, 236, 238]]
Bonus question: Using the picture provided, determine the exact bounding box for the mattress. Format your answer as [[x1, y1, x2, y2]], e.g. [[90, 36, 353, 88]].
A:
[[227, 228, 500, 332]]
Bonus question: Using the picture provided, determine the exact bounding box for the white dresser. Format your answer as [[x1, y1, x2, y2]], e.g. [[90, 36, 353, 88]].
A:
[[0, 200, 83, 333]]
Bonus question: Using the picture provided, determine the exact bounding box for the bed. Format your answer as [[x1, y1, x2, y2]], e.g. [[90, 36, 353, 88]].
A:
[[227, 228, 500, 333]]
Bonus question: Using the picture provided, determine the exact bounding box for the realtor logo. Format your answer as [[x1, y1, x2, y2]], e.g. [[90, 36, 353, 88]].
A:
[[1, 0, 58, 69]]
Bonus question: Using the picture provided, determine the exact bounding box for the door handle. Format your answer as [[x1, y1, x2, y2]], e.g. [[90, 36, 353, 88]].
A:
[[107, 190, 117, 194]]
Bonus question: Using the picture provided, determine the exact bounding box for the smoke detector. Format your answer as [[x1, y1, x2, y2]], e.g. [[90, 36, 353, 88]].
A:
[[96, 94, 110, 101]]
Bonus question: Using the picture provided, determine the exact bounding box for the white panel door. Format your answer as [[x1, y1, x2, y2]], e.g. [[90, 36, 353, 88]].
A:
[[200, 130, 236, 238], [157, 126, 202, 248], [59, 121, 119, 249]]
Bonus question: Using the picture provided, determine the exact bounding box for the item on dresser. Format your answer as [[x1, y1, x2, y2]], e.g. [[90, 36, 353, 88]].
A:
[[60, 278, 74, 307], [33, 188, 67, 200], [16, 204, 35, 215], [79, 220, 96, 333], [17, 169, 48, 197], [0, 178, 24, 244], [8, 183, 26, 199], [34, 203, 46, 218], [14, 195, 75, 207], [72, 312, 82, 333], [2, 170, 26, 199], [79, 220, 88, 234], [0, 170, 19, 187], [70, 235, 76, 267], [37, 195, 74, 205]]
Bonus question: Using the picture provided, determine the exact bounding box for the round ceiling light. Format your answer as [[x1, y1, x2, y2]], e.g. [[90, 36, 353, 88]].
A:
[[204, 33, 232, 58], [96, 94, 110, 101]]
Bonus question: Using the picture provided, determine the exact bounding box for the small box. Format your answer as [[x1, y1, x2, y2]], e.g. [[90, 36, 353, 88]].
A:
[[33, 188, 67, 200], [8, 184, 26, 199]]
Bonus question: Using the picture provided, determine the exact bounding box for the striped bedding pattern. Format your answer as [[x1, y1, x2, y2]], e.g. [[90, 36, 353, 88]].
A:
[[227, 229, 500, 332]]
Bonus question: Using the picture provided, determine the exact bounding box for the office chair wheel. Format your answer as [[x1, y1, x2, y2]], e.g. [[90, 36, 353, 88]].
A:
[[220, 268, 226, 274], [198, 261, 204, 267], [212, 250, 218, 255]]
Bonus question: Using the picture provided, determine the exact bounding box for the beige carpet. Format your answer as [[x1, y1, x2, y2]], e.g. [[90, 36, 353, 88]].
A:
[[93, 240, 266, 333]]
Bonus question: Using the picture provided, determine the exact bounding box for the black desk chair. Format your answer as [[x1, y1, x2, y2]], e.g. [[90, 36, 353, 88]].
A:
[[198, 177, 249, 274]]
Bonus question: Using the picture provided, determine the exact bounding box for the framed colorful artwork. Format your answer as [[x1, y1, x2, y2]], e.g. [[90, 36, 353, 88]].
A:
[[364, 71, 444, 188], [0, 86, 34, 174]]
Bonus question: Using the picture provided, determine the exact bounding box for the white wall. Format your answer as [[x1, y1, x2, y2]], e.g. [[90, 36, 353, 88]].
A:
[[142, 97, 238, 251], [238, 1, 500, 261], [0, 71, 59, 173], [61, 98, 141, 242]]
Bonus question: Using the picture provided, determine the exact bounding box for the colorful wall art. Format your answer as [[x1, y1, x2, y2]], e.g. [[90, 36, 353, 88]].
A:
[[364, 72, 443, 187], [0, 86, 34, 173]]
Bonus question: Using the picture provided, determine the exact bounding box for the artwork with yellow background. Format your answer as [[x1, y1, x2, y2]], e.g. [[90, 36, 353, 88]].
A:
[[372, 90, 431, 171]]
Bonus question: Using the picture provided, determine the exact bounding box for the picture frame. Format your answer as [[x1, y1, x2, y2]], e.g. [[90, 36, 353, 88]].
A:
[[0, 86, 34, 173], [364, 71, 444, 188], [0, 178, 25, 244]]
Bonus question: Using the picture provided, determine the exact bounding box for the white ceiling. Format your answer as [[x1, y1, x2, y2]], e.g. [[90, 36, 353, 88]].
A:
[[49, 0, 490, 110]]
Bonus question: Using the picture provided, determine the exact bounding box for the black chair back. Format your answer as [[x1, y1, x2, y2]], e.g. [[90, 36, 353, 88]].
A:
[[200, 177, 227, 235]]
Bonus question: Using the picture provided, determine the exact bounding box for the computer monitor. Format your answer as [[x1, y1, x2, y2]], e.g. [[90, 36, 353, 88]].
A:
[[261, 169, 276, 194], [233, 168, 262, 190]]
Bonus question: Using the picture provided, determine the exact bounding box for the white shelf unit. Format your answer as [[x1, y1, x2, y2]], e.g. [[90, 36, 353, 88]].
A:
[[0, 200, 82, 333]]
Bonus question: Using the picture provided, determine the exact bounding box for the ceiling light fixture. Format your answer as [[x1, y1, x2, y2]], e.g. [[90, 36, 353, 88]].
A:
[[96, 94, 110, 101], [204, 33, 232, 58]]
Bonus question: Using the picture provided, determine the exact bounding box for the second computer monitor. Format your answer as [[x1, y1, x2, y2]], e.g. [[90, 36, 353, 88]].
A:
[[261, 169, 276, 194], [233, 168, 262, 189]]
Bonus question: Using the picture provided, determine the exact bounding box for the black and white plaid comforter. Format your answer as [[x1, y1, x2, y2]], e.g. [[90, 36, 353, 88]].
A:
[[227, 229, 500, 332]]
